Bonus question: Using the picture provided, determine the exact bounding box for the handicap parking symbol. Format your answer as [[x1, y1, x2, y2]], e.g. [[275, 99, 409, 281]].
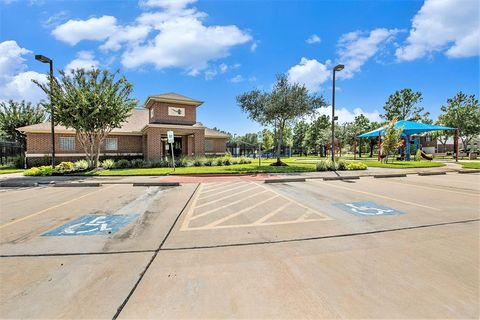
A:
[[43, 214, 139, 236], [335, 201, 403, 216]]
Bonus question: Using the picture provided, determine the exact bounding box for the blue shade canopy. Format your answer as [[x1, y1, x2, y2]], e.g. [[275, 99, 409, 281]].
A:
[[357, 120, 455, 138]]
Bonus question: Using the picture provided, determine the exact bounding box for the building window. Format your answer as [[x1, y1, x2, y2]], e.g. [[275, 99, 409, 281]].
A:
[[105, 138, 118, 151], [205, 139, 214, 152], [426, 135, 432, 142], [59, 137, 75, 151]]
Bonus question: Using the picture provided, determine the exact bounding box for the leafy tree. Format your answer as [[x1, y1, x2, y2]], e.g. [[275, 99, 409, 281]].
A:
[[382, 88, 430, 122], [34, 69, 137, 168], [262, 129, 274, 152], [352, 115, 370, 157], [438, 92, 480, 152], [381, 117, 403, 163], [0, 100, 47, 149], [431, 128, 450, 153], [237, 74, 325, 165], [293, 121, 309, 155], [306, 115, 330, 156], [368, 121, 382, 157]]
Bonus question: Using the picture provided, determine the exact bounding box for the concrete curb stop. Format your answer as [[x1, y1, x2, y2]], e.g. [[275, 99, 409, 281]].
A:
[[458, 169, 480, 174], [0, 182, 39, 188], [418, 172, 447, 176], [264, 178, 306, 183], [373, 174, 407, 179], [132, 182, 180, 187], [322, 176, 360, 181], [54, 183, 102, 187]]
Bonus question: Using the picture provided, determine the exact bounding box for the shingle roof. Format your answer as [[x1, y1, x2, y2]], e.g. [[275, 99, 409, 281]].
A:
[[204, 127, 230, 138], [145, 92, 203, 107]]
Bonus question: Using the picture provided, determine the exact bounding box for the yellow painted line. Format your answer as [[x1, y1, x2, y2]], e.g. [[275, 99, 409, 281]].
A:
[[253, 181, 331, 219], [0, 185, 118, 229], [252, 202, 292, 225], [198, 183, 253, 201], [190, 190, 269, 221], [179, 183, 204, 231], [314, 180, 441, 211], [379, 178, 479, 196], [203, 195, 280, 228], [196, 185, 261, 208], [201, 181, 236, 191], [201, 181, 243, 194]]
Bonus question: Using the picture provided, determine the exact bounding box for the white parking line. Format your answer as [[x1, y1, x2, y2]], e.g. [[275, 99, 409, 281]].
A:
[[379, 179, 479, 196]]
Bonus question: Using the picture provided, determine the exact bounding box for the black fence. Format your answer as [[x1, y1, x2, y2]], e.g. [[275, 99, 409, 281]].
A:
[[0, 140, 24, 166]]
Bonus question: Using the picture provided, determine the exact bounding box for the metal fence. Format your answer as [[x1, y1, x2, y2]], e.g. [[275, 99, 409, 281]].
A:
[[0, 140, 24, 166]]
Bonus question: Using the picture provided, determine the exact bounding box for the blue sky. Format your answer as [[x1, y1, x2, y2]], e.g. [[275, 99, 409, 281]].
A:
[[1, 0, 479, 135]]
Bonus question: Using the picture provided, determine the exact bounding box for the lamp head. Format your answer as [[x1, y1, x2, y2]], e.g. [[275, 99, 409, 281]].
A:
[[334, 64, 345, 72], [35, 55, 52, 64]]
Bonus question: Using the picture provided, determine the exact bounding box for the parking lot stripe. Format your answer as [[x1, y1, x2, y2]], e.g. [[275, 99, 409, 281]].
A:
[[378, 179, 479, 196], [198, 182, 253, 201], [179, 183, 204, 230], [0, 185, 118, 229], [190, 190, 269, 221], [201, 181, 242, 194], [196, 185, 261, 208], [252, 202, 292, 225], [314, 180, 441, 211], [200, 195, 280, 228]]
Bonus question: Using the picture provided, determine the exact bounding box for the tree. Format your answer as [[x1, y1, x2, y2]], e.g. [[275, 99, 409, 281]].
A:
[[438, 92, 480, 152], [352, 115, 370, 157], [381, 117, 403, 163], [306, 115, 330, 156], [382, 88, 430, 122], [34, 69, 137, 168], [293, 121, 309, 155], [368, 121, 382, 157], [0, 100, 47, 149], [262, 129, 274, 153], [237, 74, 325, 165], [431, 127, 450, 153]]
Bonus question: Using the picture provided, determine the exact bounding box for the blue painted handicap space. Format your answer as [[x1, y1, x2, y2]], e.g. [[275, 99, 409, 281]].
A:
[[43, 214, 139, 236], [335, 201, 403, 216]]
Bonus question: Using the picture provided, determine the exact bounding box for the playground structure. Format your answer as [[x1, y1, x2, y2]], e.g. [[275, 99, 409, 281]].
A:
[[356, 120, 458, 162]]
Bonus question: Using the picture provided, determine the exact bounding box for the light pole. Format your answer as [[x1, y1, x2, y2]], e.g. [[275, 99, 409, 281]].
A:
[[35, 54, 55, 168], [331, 64, 344, 162]]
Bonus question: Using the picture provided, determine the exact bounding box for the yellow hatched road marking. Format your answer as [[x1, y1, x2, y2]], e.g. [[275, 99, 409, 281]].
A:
[[179, 183, 204, 231], [0, 185, 119, 229], [252, 202, 292, 225], [198, 183, 255, 201], [196, 185, 261, 209], [201, 181, 243, 194]]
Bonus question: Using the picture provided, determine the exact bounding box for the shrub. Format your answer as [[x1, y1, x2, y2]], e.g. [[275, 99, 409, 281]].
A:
[[54, 161, 75, 173], [130, 159, 145, 168], [101, 159, 115, 169], [204, 158, 215, 166], [12, 155, 24, 169], [316, 159, 338, 171], [414, 149, 422, 161], [24, 165, 53, 176], [193, 157, 206, 167], [346, 162, 368, 170], [175, 157, 191, 167], [337, 159, 348, 171], [115, 159, 131, 169], [230, 157, 239, 165], [220, 156, 231, 166], [74, 160, 88, 170]]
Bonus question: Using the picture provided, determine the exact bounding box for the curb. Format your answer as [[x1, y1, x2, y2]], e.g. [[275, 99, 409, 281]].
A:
[[132, 182, 180, 187], [458, 169, 480, 174], [264, 178, 306, 183], [0, 182, 38, 188], [54, 182, 102, 187], [322, 176, 360, 181], [418, 172, 446, 176], [373, 174, 407, 178]]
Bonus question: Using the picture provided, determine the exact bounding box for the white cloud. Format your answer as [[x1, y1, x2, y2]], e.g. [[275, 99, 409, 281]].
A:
[[250, 41, 258, 52], [139, 0, 197, 11], [65, 51, 99, 71], [315, 105, 382, 124], [396, 0, 479, 60], [0, 41, 47, 103], [42, 10, 69, 28], [100, 25, 151, 51], [287, 58, 330, 93], [219, 63, 228, 73], [52, 16, 118, 45], [306, 34, 321, 44], [230, 74, 244, 83], [337, 28, 400, 79]]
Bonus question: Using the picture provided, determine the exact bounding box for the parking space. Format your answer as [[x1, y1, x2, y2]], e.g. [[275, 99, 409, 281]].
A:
[[1, 173, 479, 318]]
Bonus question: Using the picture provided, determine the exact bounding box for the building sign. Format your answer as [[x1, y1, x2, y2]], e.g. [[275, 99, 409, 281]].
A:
[[43, 214, 139, 236], [168, 106, 185, 117], [167, 131, 174, 143], [335, 201, 403, 216]]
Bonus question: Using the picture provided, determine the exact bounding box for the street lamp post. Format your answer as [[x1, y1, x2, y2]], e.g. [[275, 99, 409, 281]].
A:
[[331, 64, 344, 162], [35, 54, 55, 168]]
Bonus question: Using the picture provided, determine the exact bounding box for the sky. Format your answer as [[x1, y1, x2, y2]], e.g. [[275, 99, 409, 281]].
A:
[[1, 0, 479, 135]]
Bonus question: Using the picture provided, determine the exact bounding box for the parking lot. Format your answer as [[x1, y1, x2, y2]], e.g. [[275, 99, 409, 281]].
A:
[[1, 173, 479, 319]]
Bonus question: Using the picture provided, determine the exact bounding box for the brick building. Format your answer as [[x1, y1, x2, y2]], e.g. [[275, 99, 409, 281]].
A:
[[18, 93, 229, 165]]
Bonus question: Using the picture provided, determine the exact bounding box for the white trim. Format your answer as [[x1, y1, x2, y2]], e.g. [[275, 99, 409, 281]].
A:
[[26, 153, 143, 158], [20, 130, 143, 136]]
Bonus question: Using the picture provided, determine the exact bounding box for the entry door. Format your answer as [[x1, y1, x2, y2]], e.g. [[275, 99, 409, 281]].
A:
[[164, 137, 182, 158]]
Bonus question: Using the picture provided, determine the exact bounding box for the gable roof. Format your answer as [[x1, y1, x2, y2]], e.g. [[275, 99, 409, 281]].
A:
[[204, 127, 230, 138], [144, 92, 203, 107]]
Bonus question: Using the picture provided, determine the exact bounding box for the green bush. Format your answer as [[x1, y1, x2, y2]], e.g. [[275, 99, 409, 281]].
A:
[[175, 157, 191, 167], [74, 160, 88, 170], [414, 149, 422, 161], [230, 157, 239, 165], [204, 158, 215, 166], [12, 155, 24, 169], [220, 156, 231, 166], [346, 162, 368, 170], [102, 159, 115, 169], [24, 165, 53, 176], [193, 157, 206, 167], [54, 161, 75, 173], [115, 159, 131, 169], [316, 159, 339, 171], [337, 159, 348, 171], [130, 159, 145, 168]]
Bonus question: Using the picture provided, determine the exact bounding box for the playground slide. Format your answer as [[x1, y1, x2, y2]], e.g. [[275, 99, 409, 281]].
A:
[[421, 151, 433, 161]]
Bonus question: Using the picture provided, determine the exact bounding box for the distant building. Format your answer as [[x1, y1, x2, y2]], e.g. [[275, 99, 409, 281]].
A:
[[18, 93, 229, 165]]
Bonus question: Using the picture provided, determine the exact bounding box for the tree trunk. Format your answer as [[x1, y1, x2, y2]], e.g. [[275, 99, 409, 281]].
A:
[[275, 121, 284, 165], [369, 139, 374, 157]]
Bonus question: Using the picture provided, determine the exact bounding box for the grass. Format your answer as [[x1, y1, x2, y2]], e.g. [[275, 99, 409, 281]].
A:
[[461, 162, 480, 169], [361, 160, 445, 169], [0, 166, 24, 175]]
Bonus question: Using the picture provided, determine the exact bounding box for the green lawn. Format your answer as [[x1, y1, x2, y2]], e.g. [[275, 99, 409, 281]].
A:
[[461, 162, 480, 169], [0, 166, 24, 175], [360, 160, 445, 169]]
